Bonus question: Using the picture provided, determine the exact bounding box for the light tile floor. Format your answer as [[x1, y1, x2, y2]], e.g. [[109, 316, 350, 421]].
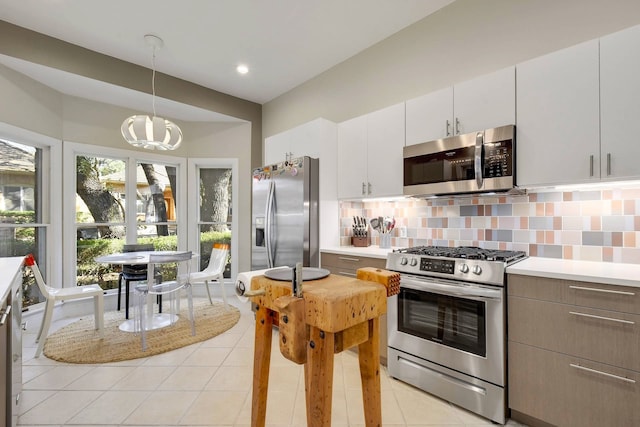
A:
[[19, 299, 527, 426]]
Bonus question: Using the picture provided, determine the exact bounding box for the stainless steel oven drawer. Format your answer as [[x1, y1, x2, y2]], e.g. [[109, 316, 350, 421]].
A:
[[388, 348, 506, 424]]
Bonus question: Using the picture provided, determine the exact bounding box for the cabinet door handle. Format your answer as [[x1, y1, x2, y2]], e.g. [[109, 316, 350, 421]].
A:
[[455, 117, 460, 135], [569, 285, 635, 296], [445, 120, 451, 137], [607, 153, 612, 176], [0, 304, 11, 326], [362, 182, 366, 195], [569, 311, 635, 325], [570, 363, 636, 384], [367, 182, 372, 195], [338, 271, 357, 277], [338, 256, 360, 262], [589, 155, 594, 177]]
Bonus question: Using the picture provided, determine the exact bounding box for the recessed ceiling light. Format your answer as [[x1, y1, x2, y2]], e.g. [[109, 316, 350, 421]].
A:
[[236, 64, 249, 75]]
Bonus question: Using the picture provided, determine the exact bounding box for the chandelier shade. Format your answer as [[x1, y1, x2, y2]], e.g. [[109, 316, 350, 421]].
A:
[[121, 115, 182, 150], [122, 34, 182, 150]]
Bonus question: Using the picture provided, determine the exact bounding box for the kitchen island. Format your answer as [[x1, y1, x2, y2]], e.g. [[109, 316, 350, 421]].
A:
[[248, 272, 388, 427]]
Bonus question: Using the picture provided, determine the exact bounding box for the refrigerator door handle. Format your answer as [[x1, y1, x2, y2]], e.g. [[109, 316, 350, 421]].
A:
[[265, 180, 275, 268]]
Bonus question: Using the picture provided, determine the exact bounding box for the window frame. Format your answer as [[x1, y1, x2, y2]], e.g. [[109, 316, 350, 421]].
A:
[[0, 122, 62, 291], [187, 157, 239, 281], [63, 141, 187, 288]]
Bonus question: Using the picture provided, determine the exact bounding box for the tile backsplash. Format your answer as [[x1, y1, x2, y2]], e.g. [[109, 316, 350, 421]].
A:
[[339, 186, 640, 264]]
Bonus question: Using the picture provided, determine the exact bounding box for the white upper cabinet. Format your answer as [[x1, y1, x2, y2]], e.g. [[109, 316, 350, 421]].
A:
[[405, 67, 515, 146], [367, 103, 405, 198], [264, 131, 292, 166], [264, 118, 329, 165], [337, 114, 368, 199], [405, 87, 453, 145], [338, 103, 405, 199], [453, 66, 516, 135], [516, 40, 600, 186], [600, 24, 640, 181]]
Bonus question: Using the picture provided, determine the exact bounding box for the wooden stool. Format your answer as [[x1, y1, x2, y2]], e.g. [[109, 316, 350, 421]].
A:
[[249, 273, 387, 427]]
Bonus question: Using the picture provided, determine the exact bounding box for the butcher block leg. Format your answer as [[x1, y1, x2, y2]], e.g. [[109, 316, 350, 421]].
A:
[[252, 306, 274, 427], [305, 326, 335, 427], [358, 317, 382, 427]]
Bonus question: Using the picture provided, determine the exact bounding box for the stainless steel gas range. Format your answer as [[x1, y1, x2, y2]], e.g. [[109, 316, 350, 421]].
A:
[[386, 246, 527, 424]]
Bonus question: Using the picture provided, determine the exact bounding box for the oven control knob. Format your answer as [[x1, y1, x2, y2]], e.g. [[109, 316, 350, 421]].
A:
[[472, 265, 483, 275], [459, 264, 469, 274], [400, 257, 408, 266], [409, 258, 418, 267]]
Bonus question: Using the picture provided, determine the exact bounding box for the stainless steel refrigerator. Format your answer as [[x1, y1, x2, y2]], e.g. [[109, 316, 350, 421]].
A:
[[251, 156, 319, 270]]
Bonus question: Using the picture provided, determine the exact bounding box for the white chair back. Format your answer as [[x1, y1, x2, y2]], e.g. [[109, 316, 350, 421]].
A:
[[24, 254, 53, 298], [146, 251, 193, 293], [206, 248, 228, 275]]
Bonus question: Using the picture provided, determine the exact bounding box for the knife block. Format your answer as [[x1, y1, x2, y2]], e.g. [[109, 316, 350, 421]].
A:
[[351, 235, 371, 247]]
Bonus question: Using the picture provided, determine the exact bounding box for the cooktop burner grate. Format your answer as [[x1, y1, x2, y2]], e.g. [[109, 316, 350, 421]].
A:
[[393, 246, 527, 263]]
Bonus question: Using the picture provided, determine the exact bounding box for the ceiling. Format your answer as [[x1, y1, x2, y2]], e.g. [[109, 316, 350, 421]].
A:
[[0, 0, 454, 109]]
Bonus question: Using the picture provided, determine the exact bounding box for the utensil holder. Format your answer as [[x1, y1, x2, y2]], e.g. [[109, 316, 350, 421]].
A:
[[379, 233, 391, 249], [351, 235, 371, 247]]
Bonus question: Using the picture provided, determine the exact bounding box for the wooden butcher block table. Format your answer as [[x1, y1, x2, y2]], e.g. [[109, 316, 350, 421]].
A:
[[249, 271, 392, 427]]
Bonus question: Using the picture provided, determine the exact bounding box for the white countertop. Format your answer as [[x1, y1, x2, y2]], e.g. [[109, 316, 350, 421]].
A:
[[320, 246, 397, 260], [506, 257, 640, 288], [0, 257, 24, 301]]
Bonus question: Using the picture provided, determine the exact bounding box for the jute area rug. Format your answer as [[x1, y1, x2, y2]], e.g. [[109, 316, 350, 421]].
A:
[[43, 299, 240, 364]]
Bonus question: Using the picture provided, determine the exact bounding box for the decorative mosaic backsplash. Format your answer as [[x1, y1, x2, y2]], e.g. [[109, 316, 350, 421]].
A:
[[339, 186, 640, 264]]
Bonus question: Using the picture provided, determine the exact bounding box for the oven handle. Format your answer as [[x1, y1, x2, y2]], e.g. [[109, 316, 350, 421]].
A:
[[401, 277, 501, 300]]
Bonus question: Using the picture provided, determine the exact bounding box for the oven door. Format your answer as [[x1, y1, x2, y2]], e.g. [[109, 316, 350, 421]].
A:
[[388, 275, 505, 386]]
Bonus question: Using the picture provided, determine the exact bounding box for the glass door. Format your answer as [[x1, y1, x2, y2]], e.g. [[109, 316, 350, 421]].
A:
[[195, 166, 233, 277]]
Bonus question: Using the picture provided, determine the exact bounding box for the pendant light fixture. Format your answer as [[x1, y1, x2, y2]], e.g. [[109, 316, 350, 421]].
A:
[[121, 34, 183, 150]]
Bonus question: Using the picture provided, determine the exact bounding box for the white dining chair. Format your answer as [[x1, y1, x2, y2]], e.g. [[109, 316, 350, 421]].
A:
[[24, 254, 104, 358], [189, 246, 229, 308], [133, 251, 195, 351]]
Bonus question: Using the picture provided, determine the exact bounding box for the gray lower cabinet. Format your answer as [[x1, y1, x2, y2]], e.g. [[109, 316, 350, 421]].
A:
[[508, 274, 640, 427], [320, 251, 388, 365], [320, 252, 386, 277]]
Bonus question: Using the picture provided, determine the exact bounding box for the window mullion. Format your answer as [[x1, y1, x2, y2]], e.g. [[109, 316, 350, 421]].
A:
[[125, 157, 138, 244]]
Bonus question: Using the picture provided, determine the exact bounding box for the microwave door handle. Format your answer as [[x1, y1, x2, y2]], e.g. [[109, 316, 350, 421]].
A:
[[474, 131, 484, 189]]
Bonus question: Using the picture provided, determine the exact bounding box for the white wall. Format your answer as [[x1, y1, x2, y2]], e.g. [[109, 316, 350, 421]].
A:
[[0, 63, 62, 138], [263, 0, 640, 137]]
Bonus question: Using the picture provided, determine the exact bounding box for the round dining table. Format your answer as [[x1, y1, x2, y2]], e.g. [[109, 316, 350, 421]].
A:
[[95, 251, 198, 332]]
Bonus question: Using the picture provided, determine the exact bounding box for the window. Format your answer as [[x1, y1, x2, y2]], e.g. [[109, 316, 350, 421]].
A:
[[188, 159, 238, 281], [64, 142, 186, 290], [0, 127, 61, 308]]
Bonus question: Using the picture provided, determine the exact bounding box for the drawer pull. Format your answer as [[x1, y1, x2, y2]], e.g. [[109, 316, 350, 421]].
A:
[[569, 285, 635, 296], [338, 256, 360, 262], [338, 271, 357, 277], [570, 363, 636, 384], [569, 311, 635, 325]]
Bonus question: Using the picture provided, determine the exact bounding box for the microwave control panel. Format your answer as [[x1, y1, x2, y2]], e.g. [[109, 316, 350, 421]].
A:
[[483, 140, 513, 178]]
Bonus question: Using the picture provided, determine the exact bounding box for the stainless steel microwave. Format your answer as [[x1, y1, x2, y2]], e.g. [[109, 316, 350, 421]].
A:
[[403, 124, 516, 197]]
